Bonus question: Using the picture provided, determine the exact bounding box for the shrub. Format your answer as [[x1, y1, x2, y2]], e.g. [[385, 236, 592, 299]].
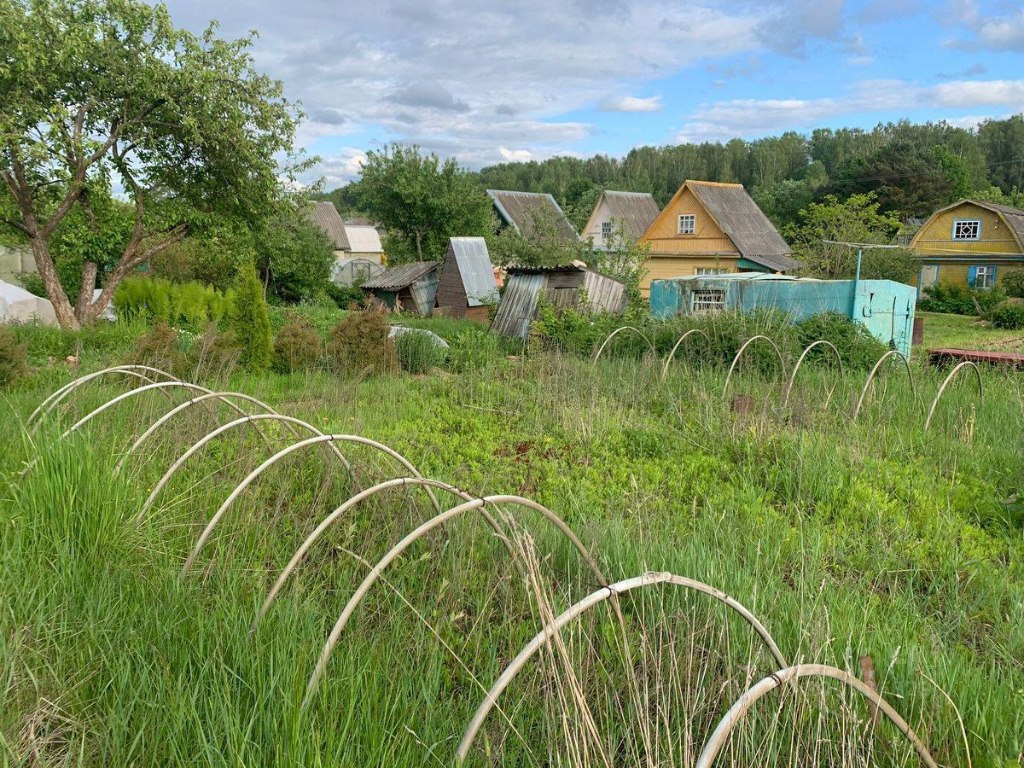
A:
[[132, 321, 185, 374], [326, 283, 366, 309], [191, 322, 241, 380], [0, 326, 29, 386], [229, 262, 273, 372], [114, 276, 232, 329], [1001, 269, 1024, 299], [327, 307, 396, 376], [919, 282, 1006, 317], [17, 272, 48, 298], [794, 312, 888, 370], [394, 329, 446, 374], [992, 301, 1024, 330], [273, 316, 322, 373]]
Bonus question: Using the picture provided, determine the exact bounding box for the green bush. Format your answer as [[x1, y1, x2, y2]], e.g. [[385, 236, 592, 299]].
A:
[[394, 330, 446, 374], [794, 312, 889, 369], [327, 307, 396, 376], [1000, 269, 1024, 299], [114, 276, 232, 330], [229, 262, 273, 372], [0, 326, 29, 386], [131, 321, 185, 374], [326, 283, 366, 310], [445, 329, 504, 373], [918, 282, 1006, 317], [992, 301, 1024, 330], [17, 272, 48, 298], [272, 316, 322, 373]]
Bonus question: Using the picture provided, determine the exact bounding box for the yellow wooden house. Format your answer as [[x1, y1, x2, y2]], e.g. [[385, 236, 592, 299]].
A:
[[910, 199, 1024, 294], [637, 180, 800, 297]]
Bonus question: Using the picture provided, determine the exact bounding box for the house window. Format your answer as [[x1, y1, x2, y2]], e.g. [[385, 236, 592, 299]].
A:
[[695, 267, 729, 276], [600, 221, 613, 239], [677, 214, 696, 235], [971, 265, 995, 289], [952, 219, 981, 240], [691, 289, 726, 313]]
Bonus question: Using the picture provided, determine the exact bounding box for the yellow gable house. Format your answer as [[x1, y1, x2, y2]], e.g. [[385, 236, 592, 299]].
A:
[[910, 199, 1024, 294], [637, 180, 800, 297]]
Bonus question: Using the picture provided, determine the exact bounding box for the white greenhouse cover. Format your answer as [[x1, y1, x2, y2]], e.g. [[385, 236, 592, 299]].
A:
[[0, 280, 57, 326]]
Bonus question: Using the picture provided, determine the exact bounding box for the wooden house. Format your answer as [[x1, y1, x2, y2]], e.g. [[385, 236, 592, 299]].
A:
[[910, 199, 1024, 294], [581, 191, 660, 249], [487, 189, 579, 245], [491, 264, 626, 340], [306, 202, 386, 285], [434, 237, 499, 322], [637, 180, 799, 297], [360, 261, 439, 316]]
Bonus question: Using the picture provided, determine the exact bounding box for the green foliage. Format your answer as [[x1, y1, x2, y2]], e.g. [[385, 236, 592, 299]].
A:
[[992, 301, 1024, 330], [229, 262, 273, 372], [444, 328, 505, 373], [794, 312, 889, 369], [326, 283, 366, 310], [0, 326, 28, 386], [352, 144, 492, 264], [272, 316, 322, 373], [256, 205, 335, 303], [191, 322, 241, 380], [113, 277, 232, 330], [486, 205, 588, 268], [587, 223, 650, 305], [327, 307, 397, 376], [17, 272, 47, 298], [131, 321, 186, 374], [919, 283, 1007, 317], [999, 269, 1024, 298], [394, 330, 446, 374]]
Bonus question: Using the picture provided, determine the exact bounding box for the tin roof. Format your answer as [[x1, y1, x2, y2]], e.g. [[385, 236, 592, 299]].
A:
[[449, 237, 498, 306], [361, 261, 438, 291], [486, 189, 578, 244]]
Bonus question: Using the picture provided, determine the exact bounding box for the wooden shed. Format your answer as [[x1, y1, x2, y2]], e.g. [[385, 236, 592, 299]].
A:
[[360, 261, 439, 316], [435, 237, 499, 322], [491, 264, 627, 340]]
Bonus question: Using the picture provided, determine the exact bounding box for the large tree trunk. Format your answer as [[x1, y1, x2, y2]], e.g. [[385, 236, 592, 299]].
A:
[[30, 237, 80, 330], [73, 261, 99, 325]]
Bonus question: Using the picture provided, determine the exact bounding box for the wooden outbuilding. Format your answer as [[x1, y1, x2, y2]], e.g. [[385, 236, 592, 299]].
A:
[[581, 190, 661, 249], [434, 237, 499, 322], [360, 261, 439, 316]]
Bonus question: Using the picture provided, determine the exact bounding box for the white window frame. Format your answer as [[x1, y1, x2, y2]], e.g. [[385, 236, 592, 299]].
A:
[[677, 214, 696, 235], [695, 267, 729, 276], [974, 265, 995, 289], [691, 289, 726, 313], [600, 221, 613, 239], [952, 219, 981, 241]]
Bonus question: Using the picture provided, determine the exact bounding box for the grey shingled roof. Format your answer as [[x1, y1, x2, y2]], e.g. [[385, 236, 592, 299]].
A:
[[487, 189, 578, 244], [306, 202, 350, 250], [598, 191, 661, 240], [686, 181, 800, 272], [449, 237, 498, 306], [361, 261, 438, 291]]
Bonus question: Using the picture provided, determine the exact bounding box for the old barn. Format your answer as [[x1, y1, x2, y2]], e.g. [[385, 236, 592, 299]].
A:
[[434, 237, 499, 321], [360, 261, 439, 316]]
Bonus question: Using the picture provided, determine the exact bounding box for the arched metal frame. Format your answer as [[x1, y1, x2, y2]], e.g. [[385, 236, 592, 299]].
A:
[[781, 340, 844, 410], [180, 434, 442, 578], [303, 494, 613, 710], [29, 365, 182, 428], [113, 391, 290, 476], [592, 326, 656, 363], [695, 663, 938, 768], [136, 415, 355, 524], [853, 350, 914, 420], [722, 335, 786, 401], [659, 329, 712, 381], [253, 477, 494, 632], [455, 571, 787, 763], [923, 360, 983, 433]]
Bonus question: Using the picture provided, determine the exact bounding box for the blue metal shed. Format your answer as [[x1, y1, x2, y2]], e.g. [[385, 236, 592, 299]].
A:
[[649, 272, 917, 356]]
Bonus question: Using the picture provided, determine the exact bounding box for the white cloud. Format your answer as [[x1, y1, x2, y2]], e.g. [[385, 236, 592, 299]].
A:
[[317, 149, 368, 186], [942, 3, 1024, 52], [599, 95, 663, 112], [498, 147, 533, 162]]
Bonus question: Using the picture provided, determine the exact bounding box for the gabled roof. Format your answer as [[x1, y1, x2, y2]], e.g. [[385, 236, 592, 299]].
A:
[[683, 181, 799, 272], [486, 189, 578, 244], [306, 202, 350, 250], [448, 237, 498, 306], [911, 198, 1024, 253], [344, 224, 384, 253], [588, 190, 661, 240], [361, 261, 438, 291]]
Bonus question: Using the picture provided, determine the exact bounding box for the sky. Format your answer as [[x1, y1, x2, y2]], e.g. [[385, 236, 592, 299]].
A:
[[157, 0, 1024, 188]]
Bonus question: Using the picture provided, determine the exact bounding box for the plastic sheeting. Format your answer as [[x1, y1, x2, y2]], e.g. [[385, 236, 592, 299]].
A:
[[0, 280, 57, 326]]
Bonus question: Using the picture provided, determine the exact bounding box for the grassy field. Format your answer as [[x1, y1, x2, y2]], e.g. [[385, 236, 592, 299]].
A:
[[1, 311, 1022, 767], [919, 311, 1024, 354]]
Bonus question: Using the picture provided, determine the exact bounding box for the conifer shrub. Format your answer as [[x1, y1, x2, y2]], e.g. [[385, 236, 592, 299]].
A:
[[327, 307, 396, 376], [273, 316, 322, 373], [229, 262, 273, 372], [0, 326, 29, 386]]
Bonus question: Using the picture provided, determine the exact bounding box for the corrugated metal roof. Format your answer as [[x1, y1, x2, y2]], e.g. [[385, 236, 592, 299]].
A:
[[491, 273, 546, 339], [598, 191, 661, 240], [361, 261, 438, 290], [306, 202, 350, 250], [686, 181, 801, 272], [344, 225, 384, 253], [449, 237, 499, 306], [486, 189, 579, 244]]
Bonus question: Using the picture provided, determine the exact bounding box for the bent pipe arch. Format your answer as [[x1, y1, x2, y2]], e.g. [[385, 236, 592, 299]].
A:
[[303, 494, 613, 710], [253, 477, 502, 633], [113, 391, 297, 476], [180, 434, 442, 578], [853, 350, 914, 420], [923, 360, 983, 433], [722, 335, 787, 401], [695, 663, 938, 768], [781, 340, 844, 410], [592, 326, 656, 363], [455, 571, 786, 763], [29, 365, 182, 428], [137, 416, 355, 524], [660, 329, 711, 381]]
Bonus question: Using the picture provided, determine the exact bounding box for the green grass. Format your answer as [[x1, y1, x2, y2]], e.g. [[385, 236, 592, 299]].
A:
[[919, 311, 1024, 354], [0, 318, 1022, 767]]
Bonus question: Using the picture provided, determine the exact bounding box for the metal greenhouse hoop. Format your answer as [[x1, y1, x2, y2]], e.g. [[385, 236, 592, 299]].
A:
[[136, 415, 354, 524], [29, 365, 182, 428], [722, 335, 786, 401], [659, 328, 711, 381], [113, 391, 290, 476], [781, 340, 844, 410], [592, 326, 656, 363], [303, 494, 612, 710], [853, 350, 915, 420], [180, 434, 440, 578], [455, 571, 786, 763], [923, 360, 983, 433], [695, 663, 938, 768], [253, 477, 499, 632]]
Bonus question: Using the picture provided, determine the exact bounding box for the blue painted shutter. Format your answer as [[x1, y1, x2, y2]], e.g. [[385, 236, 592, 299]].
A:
[[967, 266, 978, 287]]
